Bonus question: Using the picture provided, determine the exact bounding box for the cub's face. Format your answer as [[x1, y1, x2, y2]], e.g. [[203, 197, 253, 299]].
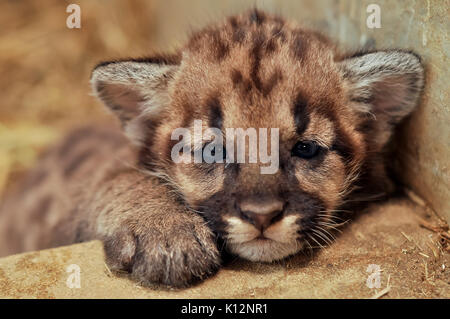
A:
[[91, 10, 424, 262]]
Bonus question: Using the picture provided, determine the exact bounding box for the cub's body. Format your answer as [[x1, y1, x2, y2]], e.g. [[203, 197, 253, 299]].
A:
[[0, 126, 132, 255]]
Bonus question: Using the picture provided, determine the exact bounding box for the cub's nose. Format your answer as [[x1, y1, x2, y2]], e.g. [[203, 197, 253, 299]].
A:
[[239, 198, 284, 230]]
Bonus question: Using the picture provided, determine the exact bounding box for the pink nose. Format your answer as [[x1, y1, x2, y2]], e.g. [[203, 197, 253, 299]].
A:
[[239, 198, 284, 230]]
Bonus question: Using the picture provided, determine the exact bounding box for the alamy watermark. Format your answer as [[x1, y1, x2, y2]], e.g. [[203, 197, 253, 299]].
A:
[[366, 264, 382, 289], [66, 4, 81, 29], [366, 4, 381, 29], [66, 264, 81, 288], [171, 120, 280, 174]]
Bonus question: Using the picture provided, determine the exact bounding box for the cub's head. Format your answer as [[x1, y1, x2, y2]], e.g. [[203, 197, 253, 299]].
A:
[[91, 10, 424, 262]]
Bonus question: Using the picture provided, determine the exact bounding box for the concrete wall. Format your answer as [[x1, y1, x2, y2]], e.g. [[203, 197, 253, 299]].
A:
[[150, 0, 450, 221]]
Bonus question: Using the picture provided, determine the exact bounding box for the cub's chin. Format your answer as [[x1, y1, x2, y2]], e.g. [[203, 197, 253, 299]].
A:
[[227, 239, 302, 262]]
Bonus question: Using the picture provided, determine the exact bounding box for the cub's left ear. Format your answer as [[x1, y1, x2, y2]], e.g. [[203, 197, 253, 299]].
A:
[[90, 56, 180, 144], [339, 50, 424, 131]]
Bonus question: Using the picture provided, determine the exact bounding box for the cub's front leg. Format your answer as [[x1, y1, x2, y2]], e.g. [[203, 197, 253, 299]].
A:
[[74, 170, 220, 287]]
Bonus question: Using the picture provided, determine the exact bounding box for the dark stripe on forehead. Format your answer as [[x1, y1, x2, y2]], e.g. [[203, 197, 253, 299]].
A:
[[291, 29, 308, 61], [249, 9, 266, 25], [230, 69, 253, 103], [266, 24, 287, 53], [261, 69, 283, 97], [229, 17, 246, 43], [293, 92, 310, 135], [188, 28, 230, 61], [210, 30, 230, 61], [231, 69, 243, 86], [249, 31, 266, 92], [207, 96, 223, 129]]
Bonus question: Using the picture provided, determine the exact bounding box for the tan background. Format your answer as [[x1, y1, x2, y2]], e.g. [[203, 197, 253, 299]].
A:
[[0, 0, 448, 221]]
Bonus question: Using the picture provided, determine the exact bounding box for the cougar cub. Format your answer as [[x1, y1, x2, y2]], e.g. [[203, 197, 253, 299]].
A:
[[0, 10, 424, 287]]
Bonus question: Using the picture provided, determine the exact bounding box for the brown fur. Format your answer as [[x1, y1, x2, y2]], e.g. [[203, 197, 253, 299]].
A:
[[0, 10, 424, 287]]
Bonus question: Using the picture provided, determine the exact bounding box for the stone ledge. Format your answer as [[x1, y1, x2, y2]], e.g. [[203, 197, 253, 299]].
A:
[[0, 199, 448, 298]]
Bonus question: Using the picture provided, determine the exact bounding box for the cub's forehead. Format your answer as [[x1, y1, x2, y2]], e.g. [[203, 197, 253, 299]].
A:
[[169, 10, 351, 137], [184, 10, 334, 62], [175, 10, 345, 111]]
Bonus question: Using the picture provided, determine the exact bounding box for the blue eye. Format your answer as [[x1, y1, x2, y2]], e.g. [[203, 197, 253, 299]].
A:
[[291, 141, 320, 159]]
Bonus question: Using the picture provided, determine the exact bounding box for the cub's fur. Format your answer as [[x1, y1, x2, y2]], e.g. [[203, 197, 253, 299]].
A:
[[0, 10, 424, 287]]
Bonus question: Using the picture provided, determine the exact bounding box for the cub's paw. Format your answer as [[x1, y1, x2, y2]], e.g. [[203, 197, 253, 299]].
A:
[[103, 214, 221, 287]]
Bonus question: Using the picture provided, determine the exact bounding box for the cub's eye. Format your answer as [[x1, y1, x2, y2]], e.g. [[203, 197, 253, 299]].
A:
[[291, 141, 320, 159]]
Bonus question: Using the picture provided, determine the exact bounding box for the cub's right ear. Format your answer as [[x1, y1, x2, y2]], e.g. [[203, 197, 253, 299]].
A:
[[90, 56, 180, 143], [338, 50, 424, 149]]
